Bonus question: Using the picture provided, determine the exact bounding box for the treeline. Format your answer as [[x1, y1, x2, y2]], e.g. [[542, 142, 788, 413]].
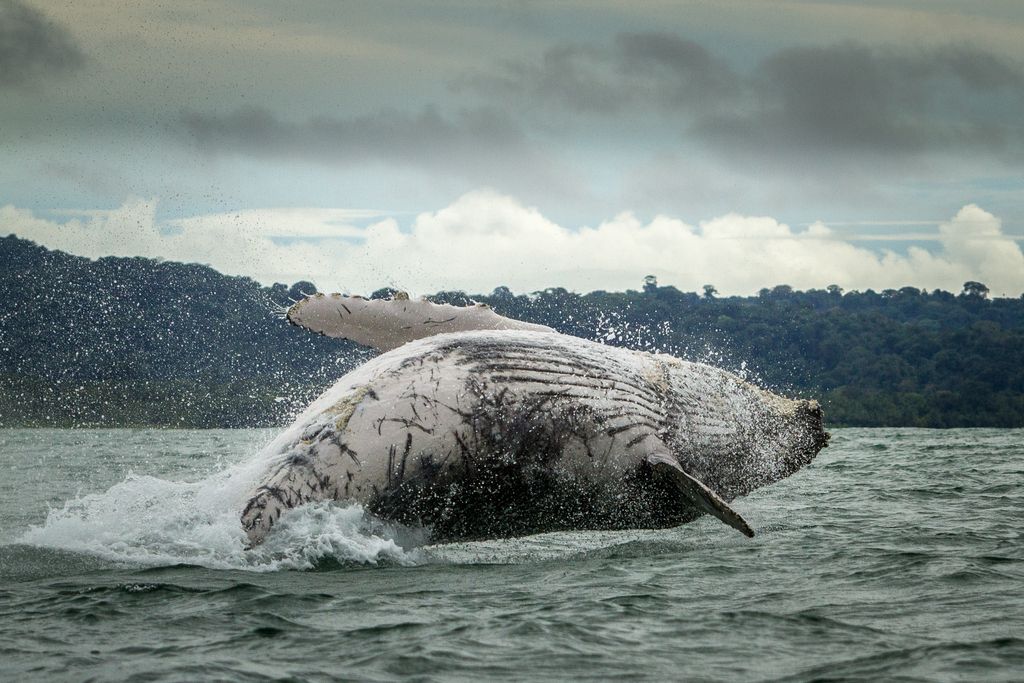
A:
[[0, 235, 370, 427], [2, 235, 1023, 427], [466, 281, 1024, 428]]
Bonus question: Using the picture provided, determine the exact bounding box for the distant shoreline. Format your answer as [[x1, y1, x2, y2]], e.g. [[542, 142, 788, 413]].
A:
[[4, 236, 1023, 429]]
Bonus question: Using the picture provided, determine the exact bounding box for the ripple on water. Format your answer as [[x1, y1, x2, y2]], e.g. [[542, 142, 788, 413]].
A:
[[0, 427, 1021, 681]]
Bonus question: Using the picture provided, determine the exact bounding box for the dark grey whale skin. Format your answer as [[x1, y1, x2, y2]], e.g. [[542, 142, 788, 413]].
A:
[[241, 331, 829, 545]]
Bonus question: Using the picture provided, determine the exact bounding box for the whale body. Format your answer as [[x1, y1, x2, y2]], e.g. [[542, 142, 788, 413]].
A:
[[241, 295, 828, 546]]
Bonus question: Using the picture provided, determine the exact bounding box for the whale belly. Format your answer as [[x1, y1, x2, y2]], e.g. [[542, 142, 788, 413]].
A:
[[241, 330, 827, 546], [242, 334, 681, 544]]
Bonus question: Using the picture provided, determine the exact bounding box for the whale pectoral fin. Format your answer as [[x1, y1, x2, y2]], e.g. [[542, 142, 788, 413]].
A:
[[287, 293, 556, 351], [241, 482, 301, 549], [241, 458, 325, 548], [646, 453, 755, 538]]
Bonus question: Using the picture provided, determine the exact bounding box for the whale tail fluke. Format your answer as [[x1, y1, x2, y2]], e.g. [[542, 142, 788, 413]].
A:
[[287, 292, 556, 352], [647, 452, 755, 538]]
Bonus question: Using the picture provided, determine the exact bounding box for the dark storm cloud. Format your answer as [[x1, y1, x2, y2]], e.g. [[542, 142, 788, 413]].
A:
[[177, 31, 1023, 209], [456, 31, 740, 114], [700, 42, 1024, 159], [0, 0, 84, 87], [925, 45, 1023, 89], [179, 105, 579, 196], [463, 33, 1024, 160], [181, 105, 525, 162], [614, 32, 740, 102]]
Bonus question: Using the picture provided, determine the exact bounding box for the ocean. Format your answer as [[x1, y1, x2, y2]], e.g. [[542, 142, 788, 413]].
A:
[[0, 427, 1021, 681]]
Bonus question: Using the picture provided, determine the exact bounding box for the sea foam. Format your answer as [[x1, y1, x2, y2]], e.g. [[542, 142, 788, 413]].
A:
[[19, 455, 421, 571]]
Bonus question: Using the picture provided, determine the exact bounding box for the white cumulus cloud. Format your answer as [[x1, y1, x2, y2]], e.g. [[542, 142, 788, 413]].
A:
[[3, 191, 1023, 297]]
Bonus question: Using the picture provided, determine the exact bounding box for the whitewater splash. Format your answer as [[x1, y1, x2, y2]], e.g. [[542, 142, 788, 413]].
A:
[[18, 451, 422, 571], [15, 441, 700, 571]]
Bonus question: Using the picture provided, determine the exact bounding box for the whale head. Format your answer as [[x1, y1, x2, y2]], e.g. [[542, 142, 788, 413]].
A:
[[662, 360, 829, 501]]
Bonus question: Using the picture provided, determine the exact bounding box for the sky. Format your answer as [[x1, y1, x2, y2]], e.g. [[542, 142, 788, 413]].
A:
[[2, 0, 1023, 296]]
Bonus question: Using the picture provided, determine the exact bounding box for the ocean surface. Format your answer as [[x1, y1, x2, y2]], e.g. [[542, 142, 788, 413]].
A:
[[0, 427, 1021, 681]]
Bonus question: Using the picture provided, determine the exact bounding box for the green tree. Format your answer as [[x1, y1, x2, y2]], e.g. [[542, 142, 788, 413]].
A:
[[961, 281, 990, 298]]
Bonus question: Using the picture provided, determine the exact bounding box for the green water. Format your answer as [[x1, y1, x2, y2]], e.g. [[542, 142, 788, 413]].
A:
[[0, 428, 1022, 681]]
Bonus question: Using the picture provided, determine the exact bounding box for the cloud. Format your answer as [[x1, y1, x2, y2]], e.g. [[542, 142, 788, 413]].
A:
[[936, 204, 1024, 286], [169, 208, 385, 239], [0, 0, 84, 87], [0, 199, 386, 286], [179, 105, 579, 199], [181, 106, 523, 163], [457, 31, 740, 115], [462, 33, 1024, 162], [700, 42, 1024, 160], [4, 191, 1023, 297]]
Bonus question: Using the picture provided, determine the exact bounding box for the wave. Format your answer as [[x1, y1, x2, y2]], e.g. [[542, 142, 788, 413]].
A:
[[14, 462, 702, 572], [17, 460, 422, 571]]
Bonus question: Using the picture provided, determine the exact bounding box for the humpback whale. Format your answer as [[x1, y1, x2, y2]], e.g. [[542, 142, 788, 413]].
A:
[[241, 293, 828, 546]]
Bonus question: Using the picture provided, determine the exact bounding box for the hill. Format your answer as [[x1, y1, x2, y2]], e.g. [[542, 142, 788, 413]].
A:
[[0, 235, 367, 427], [2, 235, 1022, 427]]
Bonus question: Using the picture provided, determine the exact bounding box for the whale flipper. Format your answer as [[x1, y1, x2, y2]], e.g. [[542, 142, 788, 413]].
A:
[[647, 452, 755, 538], [287, 293, 555, 352]]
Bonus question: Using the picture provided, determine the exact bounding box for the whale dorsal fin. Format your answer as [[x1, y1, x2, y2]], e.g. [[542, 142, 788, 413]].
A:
[[647, 452, 755, 538], [287, 293, 557, 351]]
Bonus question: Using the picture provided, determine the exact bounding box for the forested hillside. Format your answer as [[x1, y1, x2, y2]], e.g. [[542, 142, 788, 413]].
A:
[[0, 235, 368, 427], [3, 235, 1022, 427], [470, 280, 1024, 427]]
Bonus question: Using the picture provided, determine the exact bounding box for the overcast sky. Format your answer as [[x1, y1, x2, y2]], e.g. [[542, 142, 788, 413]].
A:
[[2, 0, 1023, 295]]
